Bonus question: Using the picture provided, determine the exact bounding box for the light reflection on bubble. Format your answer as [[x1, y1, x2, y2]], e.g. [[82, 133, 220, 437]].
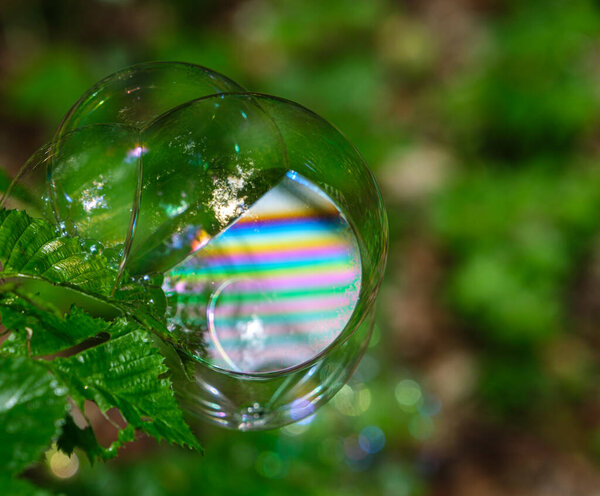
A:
[[282, 421, 310, 436], [368, 325, 381, 348], [164, 171, 362, 374], [125, 145, 145, 162], [289, 398, 315, 421], [297, 413, 316, 425], [282, 410, 315, 435]]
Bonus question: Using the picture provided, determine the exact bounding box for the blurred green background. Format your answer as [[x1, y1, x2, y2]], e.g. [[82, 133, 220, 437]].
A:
[[4, 0, 600, 494]]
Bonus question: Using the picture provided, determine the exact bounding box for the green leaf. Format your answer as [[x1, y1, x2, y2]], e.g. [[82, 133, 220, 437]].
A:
[[0, 209, 118, 296], [0, 355, 68, 475], [57, 413, 128, 463], [114, 272, 168, 325], [0, 208, 170, 332], [0, 474, 54, 496], [51, 320, 201, 453], [0, 209, 200, 466], [0, 295, 111, 356]]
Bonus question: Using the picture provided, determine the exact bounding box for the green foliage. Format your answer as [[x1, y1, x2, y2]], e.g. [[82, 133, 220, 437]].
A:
[[0, 356, 68, 475], [0, 297, 111, 357], [5, 0, 600, 493], [431, 162, 600, 416], [0, 209, 118, 297], [0, 208, 171, 331], [114, 273, 168, 325], [478, 353, 552, 416], [0, 475, 54, 496], [432, 165, 600, 346], [53, 323, 202, 454], [0, 208, 201, 491], [4, 48, 93, 126], [57, 414, 111, 464], [444, 0, 600, 160]]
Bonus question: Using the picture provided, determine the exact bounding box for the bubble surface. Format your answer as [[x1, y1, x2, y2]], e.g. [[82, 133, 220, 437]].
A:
[[164, 171, 362, 373]]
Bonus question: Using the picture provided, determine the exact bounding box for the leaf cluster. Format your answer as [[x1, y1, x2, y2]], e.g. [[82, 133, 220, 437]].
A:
[[0, 209, 201, 494]]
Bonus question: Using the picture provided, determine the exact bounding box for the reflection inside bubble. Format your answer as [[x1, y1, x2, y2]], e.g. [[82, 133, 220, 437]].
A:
[[163, 171, 362, 373]]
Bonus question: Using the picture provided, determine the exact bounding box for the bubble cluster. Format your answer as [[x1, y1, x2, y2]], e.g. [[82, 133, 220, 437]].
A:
[[7, 62, 388, 429]]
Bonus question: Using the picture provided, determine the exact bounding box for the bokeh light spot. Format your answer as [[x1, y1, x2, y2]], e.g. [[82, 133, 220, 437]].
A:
[[256, 451, 287, 479], [47, 448, 79, 479], [359, 425, 386, 454], [395, 379, 422, 410], [333, 384, 372, 416]]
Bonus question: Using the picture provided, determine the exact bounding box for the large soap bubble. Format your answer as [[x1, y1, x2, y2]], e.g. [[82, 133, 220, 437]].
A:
[[5, 62, 388, 430]]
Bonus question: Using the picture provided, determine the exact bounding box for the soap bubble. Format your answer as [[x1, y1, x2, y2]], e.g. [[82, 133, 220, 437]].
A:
[[6, 62, 388, 430]]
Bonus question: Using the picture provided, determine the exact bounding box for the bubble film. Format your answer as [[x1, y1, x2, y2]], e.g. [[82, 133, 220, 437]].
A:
[[6, 62, 388, 429], [164, 171, 362, 373]]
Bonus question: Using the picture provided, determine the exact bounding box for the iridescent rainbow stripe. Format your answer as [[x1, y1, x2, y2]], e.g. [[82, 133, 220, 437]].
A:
[[164, 171, 362, 373]]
